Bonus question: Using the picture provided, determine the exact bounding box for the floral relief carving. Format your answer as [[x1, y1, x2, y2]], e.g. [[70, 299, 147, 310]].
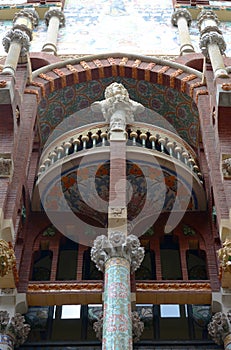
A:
[[0, 311, 30, 347], [91, 231, 144, 273], [0, 239, 16, 278], [208, 311, 231, 346], [218, 239, 231, 273]]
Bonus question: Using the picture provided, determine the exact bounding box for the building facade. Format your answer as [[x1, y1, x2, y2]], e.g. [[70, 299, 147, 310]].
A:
[[0, 0, 231, 349]]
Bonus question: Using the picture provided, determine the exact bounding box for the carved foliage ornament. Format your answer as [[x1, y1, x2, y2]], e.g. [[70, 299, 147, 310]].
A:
[[0, 157, 12, 177], [222, 157, 231, 178], [44, 9, 65, 28], [91, 231, 144, 273], [0, 239, 16, 278], [208, 311, 231, 345], [0, 311, 30, 347], [199, 32, 226, 58], [171, 9, 192, 27], [92, 311, 144, 342], [2, 29, 30, 56], [197, 10, 220, 31], [218, 239, 231, 273]]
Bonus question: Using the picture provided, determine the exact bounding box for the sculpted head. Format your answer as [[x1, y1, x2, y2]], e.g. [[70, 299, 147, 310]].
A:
[[104, 82, 129, 100]]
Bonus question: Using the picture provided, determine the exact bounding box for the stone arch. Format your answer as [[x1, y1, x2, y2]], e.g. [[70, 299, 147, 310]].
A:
[[25, 54, 207, 151]]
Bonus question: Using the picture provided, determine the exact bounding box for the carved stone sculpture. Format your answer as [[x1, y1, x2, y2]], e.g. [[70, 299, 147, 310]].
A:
[[2, 29, 30, 56], [199, 32, 226, 59], [222, 158, 231, 178], [44, 9, 65, 28], [0, 239, 16, 278], [218, 239, 231, 273], [171, 9, 192, 27], [0, 311, 30, 348], [91, 231, 144, 273], [208, 311, 231, 346], [91, 82, 144, 133], [0, 158, 12, 177]]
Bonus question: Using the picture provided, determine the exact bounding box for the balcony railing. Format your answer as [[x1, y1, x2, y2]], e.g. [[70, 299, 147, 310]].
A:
[[37, 122, 203, 183]]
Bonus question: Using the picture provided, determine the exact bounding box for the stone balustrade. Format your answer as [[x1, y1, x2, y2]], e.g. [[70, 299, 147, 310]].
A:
[[37, 122, 203, 183]]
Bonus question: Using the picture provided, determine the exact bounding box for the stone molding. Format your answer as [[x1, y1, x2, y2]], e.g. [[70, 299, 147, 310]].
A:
[[0, 239, 16, 278], [44, 9, 65, 28], [171, 9, 192, 27], [2, 29, 30, 56], [91, 231, 144, 273], [199, 32, 226, 58], [0, 311, 30, 347], [208, 311, 231, 346]]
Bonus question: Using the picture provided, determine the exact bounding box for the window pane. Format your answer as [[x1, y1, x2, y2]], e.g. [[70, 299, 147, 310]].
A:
[[61, 305, 81, 319], [160, 304, 180, 318]]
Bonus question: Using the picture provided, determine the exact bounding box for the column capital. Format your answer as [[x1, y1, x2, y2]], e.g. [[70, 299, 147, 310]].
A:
[[171, 9, 192, 27], [199, 31, 226, 58], [197, 10, 219, 31], [0, 239, 16, 278], [2, 29, 30, 56], [91, 231, 144, 273], [44, 9, 65, 28], [0, 311, 30, 347], [208, 311, 231, 346]]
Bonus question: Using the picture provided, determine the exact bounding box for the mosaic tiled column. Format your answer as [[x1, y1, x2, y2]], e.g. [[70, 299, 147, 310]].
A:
[[171, 9, 194, 55], [91, 232, 144, 349], [198, 10, 228, 79], [208, 311, 231, 349], [2, 9, 39, 75], [42, 8, 65, 55], [0, 311, 30, 349]]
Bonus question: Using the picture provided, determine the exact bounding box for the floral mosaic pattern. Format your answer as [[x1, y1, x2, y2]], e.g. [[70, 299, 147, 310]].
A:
[[38, 77, 200, 149], [103, 257, 132, 349], [42, 159, 198, 232]]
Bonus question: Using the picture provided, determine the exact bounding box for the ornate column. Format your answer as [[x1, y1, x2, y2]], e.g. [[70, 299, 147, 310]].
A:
[[197, 10, 228, 79], [42, 8, 65, 55], [91, 83, 145, 349], [0, 311, 30, 349], [2, 9, 39, 75], [171, 9, 195, 55], [91, 232, 144, 349], [208, 311, 231, 349]]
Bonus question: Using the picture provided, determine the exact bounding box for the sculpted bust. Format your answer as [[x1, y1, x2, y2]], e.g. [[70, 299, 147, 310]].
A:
[[91, 82, 144, 133]]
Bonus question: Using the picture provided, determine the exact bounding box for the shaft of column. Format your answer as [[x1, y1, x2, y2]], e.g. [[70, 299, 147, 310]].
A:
[[177, 17, 194, 55], [42, 9, 65, 55], [208, 43, 227, 79], [171, 9, 194, 55], [103, 257, 132, 350], [2, 41, 21, 75]]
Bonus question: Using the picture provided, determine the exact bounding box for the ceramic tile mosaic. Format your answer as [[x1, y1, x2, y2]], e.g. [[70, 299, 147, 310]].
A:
[[0, 0, 231, 55]]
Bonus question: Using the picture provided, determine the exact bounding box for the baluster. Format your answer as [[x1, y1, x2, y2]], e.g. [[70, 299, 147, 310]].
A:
[[101, 132, 107, 146], [73, 138, 80, 152], [175, 145, 182, 160], [130, 131, 138, 146], [57, 145, 64, 159], [182, 151, 189, 165], [167, 141, 174, 156], [140, 132, 147, 147], [50, 151, 57, 164], [64, 141, 72, 156], [149, 135, 156, 150], [92, 133, 99, 148], [44, 158, 51, 171], [81, 135, 89, 150], [188, 158, 195, 169], [159, 137, 166, 153], [38, 164, 46, 177]]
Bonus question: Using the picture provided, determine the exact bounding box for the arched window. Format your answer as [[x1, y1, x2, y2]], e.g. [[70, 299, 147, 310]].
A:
[[31, 247, 53, 281], [56, 237, 78, 280], [135, 248, 156, 280], [160, 234, 182, 280], [186, 247, 208, 280], [82, 248, 103, 280]]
